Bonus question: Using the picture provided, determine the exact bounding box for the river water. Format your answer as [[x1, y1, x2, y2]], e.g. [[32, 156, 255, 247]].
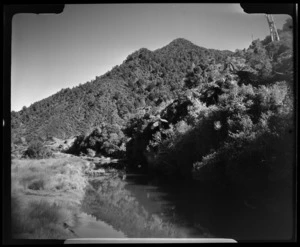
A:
[[73, 172, 294, 241]]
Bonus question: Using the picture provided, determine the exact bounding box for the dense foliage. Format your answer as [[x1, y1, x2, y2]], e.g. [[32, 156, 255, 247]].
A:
[[11, 38, 234, 145], [10, 18, 295, 241], [66, 123, 127, 158], [22, 140, 53, 159], [12, 19, 294, 198], [123, 19, 294, 208]]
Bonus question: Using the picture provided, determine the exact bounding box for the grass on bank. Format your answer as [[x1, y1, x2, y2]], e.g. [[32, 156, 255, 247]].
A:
[[11, 157, 89, 239]]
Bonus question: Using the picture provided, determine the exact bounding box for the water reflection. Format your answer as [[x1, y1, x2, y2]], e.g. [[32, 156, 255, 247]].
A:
[[79, 175, 212, 238], [123, 173, 293, 241], [124, 174, 214, 237], [78, 172, 292, 240]]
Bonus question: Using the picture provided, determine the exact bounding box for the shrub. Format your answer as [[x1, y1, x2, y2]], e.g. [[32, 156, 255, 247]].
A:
[[174, 120, 191, 134], [86, 148, 96, 157], [23, 140, 52, 159], [66, 123, 126, 158], [27, 178, 45, 190]]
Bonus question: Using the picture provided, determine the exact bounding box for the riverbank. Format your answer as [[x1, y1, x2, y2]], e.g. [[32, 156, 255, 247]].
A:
[[11, 154, 294, 240], [11, 154, 214, 239], [11, 153, 130, 239], [11, 156, 90, 239]]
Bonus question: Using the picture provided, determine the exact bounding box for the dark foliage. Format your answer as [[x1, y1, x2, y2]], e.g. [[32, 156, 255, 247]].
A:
[[12, 19, 294, 201], [22, 140, 53, 159], [66, 123, 126, 158], [11, 38, 234, 144], [125, 19, 295, 203]]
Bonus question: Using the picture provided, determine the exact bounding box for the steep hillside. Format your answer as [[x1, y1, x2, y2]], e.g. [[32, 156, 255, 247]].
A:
[[11, 18, 295, 241], [11, 38, 234, 144]]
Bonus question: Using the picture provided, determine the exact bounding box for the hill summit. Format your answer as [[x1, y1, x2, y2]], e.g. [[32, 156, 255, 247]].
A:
[[164, 38, 195, 47], [11, 18, 295, 240], [11, 21, 293, 152], [11, 37, 234, 144]]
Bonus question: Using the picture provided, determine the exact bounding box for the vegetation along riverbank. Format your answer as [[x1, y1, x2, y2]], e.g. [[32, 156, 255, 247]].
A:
[[10, 17, 295, 240]]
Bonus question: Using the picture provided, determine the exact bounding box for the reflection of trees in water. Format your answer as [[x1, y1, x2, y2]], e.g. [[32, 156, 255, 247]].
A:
[[81, 177, 208, 238], [125, 176, 215, 238]]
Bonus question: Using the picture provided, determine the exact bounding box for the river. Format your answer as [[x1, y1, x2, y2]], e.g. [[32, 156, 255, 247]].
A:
[[72, 171, 294, 241]]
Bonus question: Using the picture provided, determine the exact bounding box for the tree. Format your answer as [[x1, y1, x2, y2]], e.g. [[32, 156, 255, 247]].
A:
[[184, 70, 202, 89], [282, 18, 293, 32], [23, 140, 52, 159]]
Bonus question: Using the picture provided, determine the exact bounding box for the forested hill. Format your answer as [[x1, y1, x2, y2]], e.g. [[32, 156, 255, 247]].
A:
[[10, 17, 295, 240], [11, 38, 234, 143], [11, 17, 293, 148]]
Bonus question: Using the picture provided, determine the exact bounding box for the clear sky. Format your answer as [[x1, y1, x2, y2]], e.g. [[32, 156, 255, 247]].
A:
[[11, 4, 291, 112]]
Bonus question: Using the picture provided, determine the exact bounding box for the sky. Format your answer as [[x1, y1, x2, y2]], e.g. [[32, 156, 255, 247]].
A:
[[11, 4, 291, 112]]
